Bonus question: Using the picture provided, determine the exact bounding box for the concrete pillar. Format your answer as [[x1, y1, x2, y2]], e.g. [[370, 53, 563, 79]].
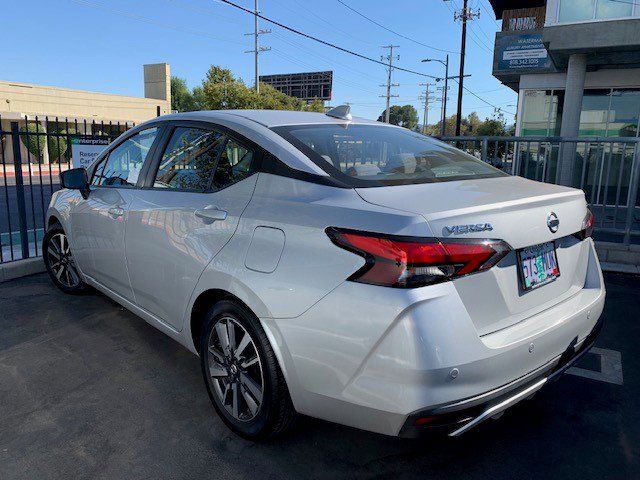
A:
[[143, 63, 171, 102], [557, 54, 587, 186]]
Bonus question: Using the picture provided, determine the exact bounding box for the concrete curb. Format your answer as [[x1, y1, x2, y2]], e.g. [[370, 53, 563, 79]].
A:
[[0, 257, 46, 283], [600, 262, 640, 275]]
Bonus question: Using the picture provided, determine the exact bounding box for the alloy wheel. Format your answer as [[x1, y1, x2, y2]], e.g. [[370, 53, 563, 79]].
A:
[[47, 232, 81, 289], [206, 316, 264, 422]]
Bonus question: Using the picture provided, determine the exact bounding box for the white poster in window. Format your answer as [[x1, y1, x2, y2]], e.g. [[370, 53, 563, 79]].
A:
[[71, 137, 110, 170]]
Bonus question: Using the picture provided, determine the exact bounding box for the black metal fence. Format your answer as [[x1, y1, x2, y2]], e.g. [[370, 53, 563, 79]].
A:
[[441, 136, 640, 245], [0, 116, 133, 263], [2, 127, 640, 264]]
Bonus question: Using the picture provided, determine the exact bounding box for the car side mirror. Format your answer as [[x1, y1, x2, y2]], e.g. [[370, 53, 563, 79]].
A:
[[61, 168, 90, 199]]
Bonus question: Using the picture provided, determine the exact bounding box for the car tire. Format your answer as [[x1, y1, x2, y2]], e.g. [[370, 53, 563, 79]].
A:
[[43, 222, 90, 295], [199, 299, 297, 440]]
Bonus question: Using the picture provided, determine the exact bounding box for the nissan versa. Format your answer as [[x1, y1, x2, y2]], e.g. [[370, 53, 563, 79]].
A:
[[44, 107, 605, 440]]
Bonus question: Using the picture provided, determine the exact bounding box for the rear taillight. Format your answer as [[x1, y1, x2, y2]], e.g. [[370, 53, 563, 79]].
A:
[[326, 228, 511, 288], [575, 209, 594, 240]]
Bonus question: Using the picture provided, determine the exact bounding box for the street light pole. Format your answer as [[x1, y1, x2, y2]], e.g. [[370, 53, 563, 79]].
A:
[[442, 54, 449, 137], [421, 56, 450, 136]]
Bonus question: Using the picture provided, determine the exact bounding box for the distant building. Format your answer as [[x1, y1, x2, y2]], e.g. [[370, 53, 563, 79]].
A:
[[0, 63, 171, 127], [0, 63, 171, 166], [259, 71, 333, 104]]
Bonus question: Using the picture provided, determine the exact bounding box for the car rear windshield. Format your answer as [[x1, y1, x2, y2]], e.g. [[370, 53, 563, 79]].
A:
[[271, 124, 506, 187]]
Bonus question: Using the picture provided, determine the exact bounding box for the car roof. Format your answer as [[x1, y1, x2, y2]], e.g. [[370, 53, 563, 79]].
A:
[[157, 109, 385, 128]]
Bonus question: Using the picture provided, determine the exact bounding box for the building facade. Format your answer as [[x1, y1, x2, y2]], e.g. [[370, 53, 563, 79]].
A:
[[0, 63, 171, 166], [0, 63, 171, 126], [492, 1, 640, 138], [491, 1, 640, 184]]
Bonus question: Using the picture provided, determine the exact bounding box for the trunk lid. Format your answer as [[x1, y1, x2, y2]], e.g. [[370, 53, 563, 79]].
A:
[[356, 176, 591, 336]]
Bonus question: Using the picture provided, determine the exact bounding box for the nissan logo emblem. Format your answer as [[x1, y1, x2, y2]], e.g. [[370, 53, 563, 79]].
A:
[[547, 212, 560, 233]]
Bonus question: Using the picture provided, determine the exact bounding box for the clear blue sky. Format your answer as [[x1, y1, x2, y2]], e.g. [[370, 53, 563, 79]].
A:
[[1, 0, 517, 124]]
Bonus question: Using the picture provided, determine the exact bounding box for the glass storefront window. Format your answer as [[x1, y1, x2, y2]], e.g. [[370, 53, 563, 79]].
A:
[[520, 90, 564, 136], [607, 90, 640, 137], [579, 90, 611, 137], [521, 88, 640, 138], [559, 0, 596, 22], [596, 0, 633, 19], [558, 0, 634, 23]]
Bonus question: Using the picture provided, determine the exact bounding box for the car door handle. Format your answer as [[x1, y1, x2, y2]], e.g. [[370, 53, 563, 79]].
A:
[[108, 207, 125, 219], [195, 206, 228, 223]]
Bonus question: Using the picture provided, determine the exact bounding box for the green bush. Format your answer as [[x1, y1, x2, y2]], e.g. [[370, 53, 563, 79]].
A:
[[20, 123, 68, 161]]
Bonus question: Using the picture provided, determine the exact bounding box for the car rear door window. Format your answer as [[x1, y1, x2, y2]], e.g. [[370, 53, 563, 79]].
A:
[[211, 139, 254, 190], [154, 127, 225, 191], [93, 127, 158, 187]]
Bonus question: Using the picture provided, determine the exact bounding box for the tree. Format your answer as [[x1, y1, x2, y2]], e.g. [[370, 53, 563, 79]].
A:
[[199, 66, 324, 112], [477, 118, 507, 137], [171, 77, 199, 113], [377, 105, 419, 130]]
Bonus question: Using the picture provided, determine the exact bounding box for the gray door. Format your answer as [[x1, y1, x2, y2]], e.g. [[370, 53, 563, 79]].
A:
[[125, 127, 258, 330], [71, 127, 159, 300]]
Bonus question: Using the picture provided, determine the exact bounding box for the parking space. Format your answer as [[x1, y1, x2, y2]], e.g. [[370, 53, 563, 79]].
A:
[[0, 272, 638, 480]]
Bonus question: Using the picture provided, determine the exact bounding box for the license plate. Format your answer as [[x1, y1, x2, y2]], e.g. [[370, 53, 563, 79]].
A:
[[518, 241, 560, 291]]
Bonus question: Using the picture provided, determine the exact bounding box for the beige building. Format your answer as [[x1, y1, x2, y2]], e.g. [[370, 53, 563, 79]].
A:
[[0, 63, 171, 167], [1, 63, 171, 125]]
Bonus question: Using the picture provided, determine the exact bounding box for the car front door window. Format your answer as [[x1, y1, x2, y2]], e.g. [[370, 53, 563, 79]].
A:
[[93, 127, 159, 187]]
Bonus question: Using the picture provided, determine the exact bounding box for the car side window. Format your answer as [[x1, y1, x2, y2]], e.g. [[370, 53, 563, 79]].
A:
[[211, 138, 254, 190], [92, 127, 159, 187], [90, 157, 107, 186], [153, 127, 225, 191]]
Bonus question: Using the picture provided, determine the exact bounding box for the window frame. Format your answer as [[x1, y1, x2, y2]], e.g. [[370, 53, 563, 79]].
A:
[[555, 0, 637, 24], [141, 120, 262, 194], [89, 125, 165, 190], [271, 124, 506, 188]]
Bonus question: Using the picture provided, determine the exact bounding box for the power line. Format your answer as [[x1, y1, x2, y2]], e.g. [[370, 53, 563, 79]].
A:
[[219, 0, 439, 78], [71, 0, 245, 46], [335, 0, 459, 54], [281, 0, 376, 47]]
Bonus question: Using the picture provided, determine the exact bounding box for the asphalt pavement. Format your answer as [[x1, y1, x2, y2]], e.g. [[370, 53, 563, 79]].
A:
[[0, 272, 638, 480]]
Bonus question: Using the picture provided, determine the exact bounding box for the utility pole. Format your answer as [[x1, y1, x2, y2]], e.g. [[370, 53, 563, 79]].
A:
[[380, 45, 400, 123], [451, 0, 480, 136], [244, 0, 271, 93], [419, 83, 436, 134]]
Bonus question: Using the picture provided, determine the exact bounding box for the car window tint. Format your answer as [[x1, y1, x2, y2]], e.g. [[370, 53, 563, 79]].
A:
[[154, 127, 224, 191], [212, 139, 254, 190], [93, 128, 158, 187]]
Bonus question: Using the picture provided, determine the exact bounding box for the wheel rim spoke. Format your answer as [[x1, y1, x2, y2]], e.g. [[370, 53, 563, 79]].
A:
[[209, 359, 228, 378], [240, 372, 263, 404], [241, 384, 259, 416], [234, 333, 251, 360], [226, 320, 236, 351], [215, 322, 230, 352], [48, 233, 80, 288], [207, 316, 263, 422], [240, 356, 258, 369], [208, 346, 225, 363]]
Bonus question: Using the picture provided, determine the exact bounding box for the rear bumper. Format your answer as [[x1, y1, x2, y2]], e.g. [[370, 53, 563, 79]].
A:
[[268, 239, 605, 437], [398, 314, 604, 437]]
